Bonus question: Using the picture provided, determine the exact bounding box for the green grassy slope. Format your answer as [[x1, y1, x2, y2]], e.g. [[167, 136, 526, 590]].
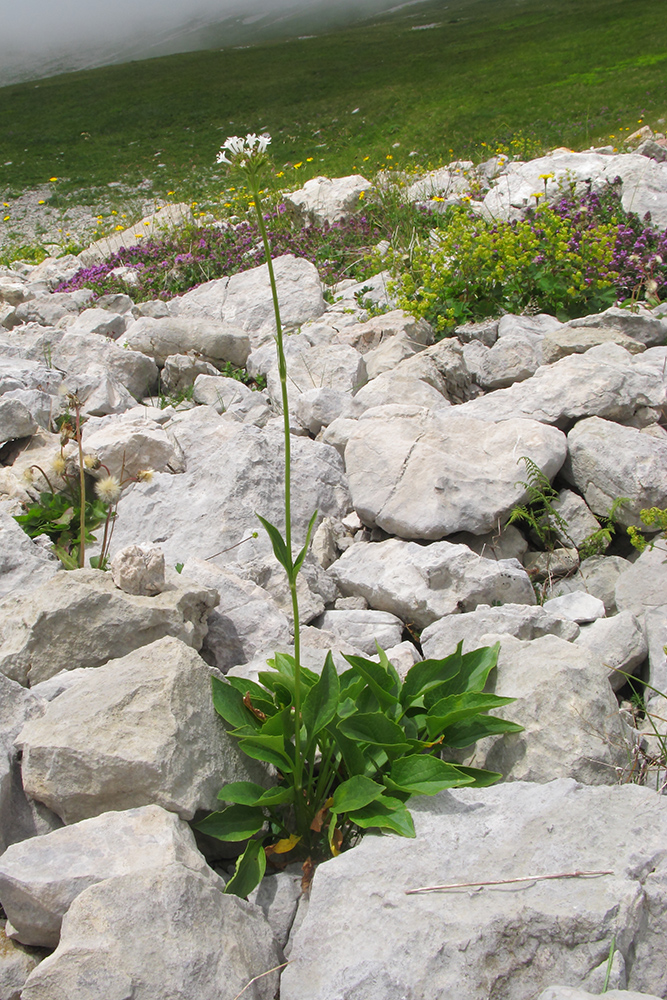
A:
[[0, 0, 665, 201]]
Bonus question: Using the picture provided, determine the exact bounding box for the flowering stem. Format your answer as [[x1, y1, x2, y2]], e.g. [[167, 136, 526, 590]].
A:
[[74, 401, 86, 569], [248, 172, 305, 813]]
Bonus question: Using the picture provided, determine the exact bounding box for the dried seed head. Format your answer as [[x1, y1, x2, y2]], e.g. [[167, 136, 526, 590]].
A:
[[22, 467, 35, 485], [135, 468, 154, 483], [83, 453, 101, 470], [51, 454, 67, 476], [94, 475, 122, 504]]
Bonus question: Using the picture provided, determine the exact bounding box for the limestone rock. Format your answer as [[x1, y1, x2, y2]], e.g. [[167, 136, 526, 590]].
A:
[[110, 544, 166, 596], [564, 416, 667, 527], [0, 398, 37, 443], [67, 308, 127, 339], [547, 554, 633, 614], [344, 405, 566, 538], [285, 174, 373, 225], [329, 538, 535, 629], [17, 636, 266, 823], [615, 543, 667, 618], [0, 805, 219, 948], [281, 780, 667, 1000], [124, 316, 250, 367], [0, 568, 217, 686], [542, 592, 606, 623], [50, 331, 158, 400], [0, 511, 60, 599], [82, 412, 185, 479], [106, 406, 352, 568], [21, 864, 282, 1000], [161, 353, 219, 394], [77, 203, 193, 265], [575, 611, 648, 691], [313, 609, 404, 656], [0, 930, 44, 1000], [421, 603, 580, 658]]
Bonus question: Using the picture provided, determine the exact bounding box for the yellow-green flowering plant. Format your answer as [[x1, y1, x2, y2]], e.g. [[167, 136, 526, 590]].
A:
[[197, 134, 520, 898]]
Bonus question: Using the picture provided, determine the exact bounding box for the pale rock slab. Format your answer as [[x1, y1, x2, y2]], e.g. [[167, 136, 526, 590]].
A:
[[265, 343, 366, 408], [50, 331, 158, 399], [449, 523, 529, 563], [643, 607, 667, 701], [547, 554, 633, 614], [13, 294, 80, 328], [66, 308, 127, 339], [281, 780, 667, 1000], [180, 558, 290, 672], [0, 568, 217, 686], [161, 353, 220, 393], [538, 990, 662, 1000], [421, 603, 580, 658], [333, 309, 433, 356], [0, 674, 61, 856], [0, 930, 44, 1000], [542, 592, 606, 623], [0, 398, 37, 443], [124, 315, 250, 368], [567, 305, 667, 348], [459, 344, 666, 427], [17, 636, 266, 823], [564, 416, 667, 527], [250, 869, 302, 949], [575, 611, 648, 691], [192, 373, 254, 412], [110, 544, 166, 596], [1, 388, 52, 431], [549, 489, 604, 549], [329, 538, 535, 629], [171, 254, 325, 348], [344, 405, 566, 538], [0, 805, 219, 948], [106, 406, 352, 568], [313, 609, 404, 656], [497, 313, 563, 339], [615, 543, 667, 618], [295, 387, 350, 434], [21, 864, 282, 1000], [0, 357, 62, 396], [540, 326, 648, 365], [285, 174, 373, 224], [462, 333, 543, 389], [82, 412, 185, 479], [0, 511, 60, 599]]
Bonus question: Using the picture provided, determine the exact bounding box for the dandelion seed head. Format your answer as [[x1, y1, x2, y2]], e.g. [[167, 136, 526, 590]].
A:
[[136, 469, 154, 483], [51, 454, 67, 476], [95, 476, 122, 504]]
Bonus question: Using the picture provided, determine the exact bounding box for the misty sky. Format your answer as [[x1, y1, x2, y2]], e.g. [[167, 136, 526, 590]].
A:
[[0, 0, 288, 52]]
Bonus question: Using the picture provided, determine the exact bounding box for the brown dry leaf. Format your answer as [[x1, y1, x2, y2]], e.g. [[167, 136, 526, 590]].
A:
[[301, 856, 315, 895], [243, 692, 267, 722], [310, 796, 334, 833]]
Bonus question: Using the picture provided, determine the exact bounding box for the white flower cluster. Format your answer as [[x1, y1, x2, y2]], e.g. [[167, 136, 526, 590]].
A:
[[217, 132, 271, 166]]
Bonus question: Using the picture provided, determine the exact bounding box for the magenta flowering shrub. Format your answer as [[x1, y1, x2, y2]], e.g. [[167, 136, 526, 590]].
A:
[[56, 207, 382, 302]]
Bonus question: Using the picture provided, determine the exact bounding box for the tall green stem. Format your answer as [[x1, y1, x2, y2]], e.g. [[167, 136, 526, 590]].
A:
[[249, 174, 305, 816], [74, 402, 86, 569]]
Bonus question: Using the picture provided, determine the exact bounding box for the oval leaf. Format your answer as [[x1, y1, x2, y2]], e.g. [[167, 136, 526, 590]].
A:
[[386, 754, 476, 795], [349, 796, 416, 838], [224, 839, 267, 898], [193, 804, 265, 842], [303, 651, 340, 740], [339, 712, 411, 750], [331, 775, 385, 814]]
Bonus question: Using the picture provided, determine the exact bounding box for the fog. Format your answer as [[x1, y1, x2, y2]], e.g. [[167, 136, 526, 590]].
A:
[[0, 0, 427, 86]]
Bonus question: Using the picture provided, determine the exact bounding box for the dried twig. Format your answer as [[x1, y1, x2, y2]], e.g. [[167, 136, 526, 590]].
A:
[[406, 869, 614, 895], [231, 962, 289, 1000]]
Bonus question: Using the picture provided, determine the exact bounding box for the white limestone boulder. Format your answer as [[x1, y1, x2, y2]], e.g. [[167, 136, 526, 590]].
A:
[[564, 416, 667, 527], [329, 538, 535, 629], [21, 864, 282, 1000], [0, 568, 217, 686], [344, 405, 566, 538], [17, 636, 266, 823], [0, 398, 37, 443], [124, 315, 250, 368], [313, 609, 405, 656], [281, 780, 667, 1000], [77, 202, 193, 266], [0, 510, 60, 599], [106, 406, 352, 568], [0, 805, 220, 948], [575, 611, 648, 691], [50, 331, 158, 399], [421, 603, 580, 658], [285, 174, 373, 224], [82, 411, 185, 478], [615, 543, 667, 618]]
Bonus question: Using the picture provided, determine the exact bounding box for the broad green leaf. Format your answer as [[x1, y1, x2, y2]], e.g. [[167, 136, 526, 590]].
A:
[[442, 715, 523, 748], [211, 677, 260, 730], [336, 697, 358, 720], [216, 782, 294, 807], [374, 645, 401, 693], [425, 692, 516, 738], [458, 643, 500, 694], [331, 775, 385, 813], [256, 514, 291, 573], [339, 712, 411, 752], [343, 654, 400, 710], [193, 804, 265, 841], [303, 652, 340, 740], [224, 839, 267, 898], [338, 669, 365, 701], [293, 509, 318, 576], [328, 723, 368, 776], [384, 754, 475, 795], [452, 765, 503, 787], [400, 653, 462, 707], [238, 734, 295, 772], [349, 796, 416, 837], [259, 706, 292, 738], [226, 676, 273, 701]]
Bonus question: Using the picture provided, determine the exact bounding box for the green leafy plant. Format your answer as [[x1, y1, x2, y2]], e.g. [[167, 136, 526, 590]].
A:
[[578, 496, 628, 559], [508, 456, 572, 549], [627, 507, 667, 553], [14, 392, 153, 570], [197, 641, 519, 891], [195, 133, 520, 899]]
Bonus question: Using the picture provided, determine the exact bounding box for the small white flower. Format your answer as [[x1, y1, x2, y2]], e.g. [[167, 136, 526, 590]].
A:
[[257, 133, 271, 153], [217, 132, 271, 169]]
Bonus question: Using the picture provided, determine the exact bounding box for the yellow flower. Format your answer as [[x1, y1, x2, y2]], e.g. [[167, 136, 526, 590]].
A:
[[115, 225, 123, 230], [224, 202, 231, 207], [275, 171, 284, 178], [358, 191, 365, 200], [294, 162, 303, 169], [135, 234, 143, 238], [111, 210, 117, 215], [144, 220, 150, 225], [38, 200, 45, 205], [3, 216, 9, 221], [49, 177, 58, 182], [363, 156, 370, 161], [167, 190, 175, 195], [306, 157, 313, 162]]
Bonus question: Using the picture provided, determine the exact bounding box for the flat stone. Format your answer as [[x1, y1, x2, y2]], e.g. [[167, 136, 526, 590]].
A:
[[124, 316, 250, 367], [17, 636, 266, 823], [421, 603, 580, 657], [313, 609, 404, 656], [542, 592, 606, 623], [615, 543, 667, 618], [575, 611, 648, 691]]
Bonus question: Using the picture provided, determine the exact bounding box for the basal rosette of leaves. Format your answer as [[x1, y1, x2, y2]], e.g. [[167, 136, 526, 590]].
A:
[[195, 640, 521, 897], [393, 185, 667, 334]]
